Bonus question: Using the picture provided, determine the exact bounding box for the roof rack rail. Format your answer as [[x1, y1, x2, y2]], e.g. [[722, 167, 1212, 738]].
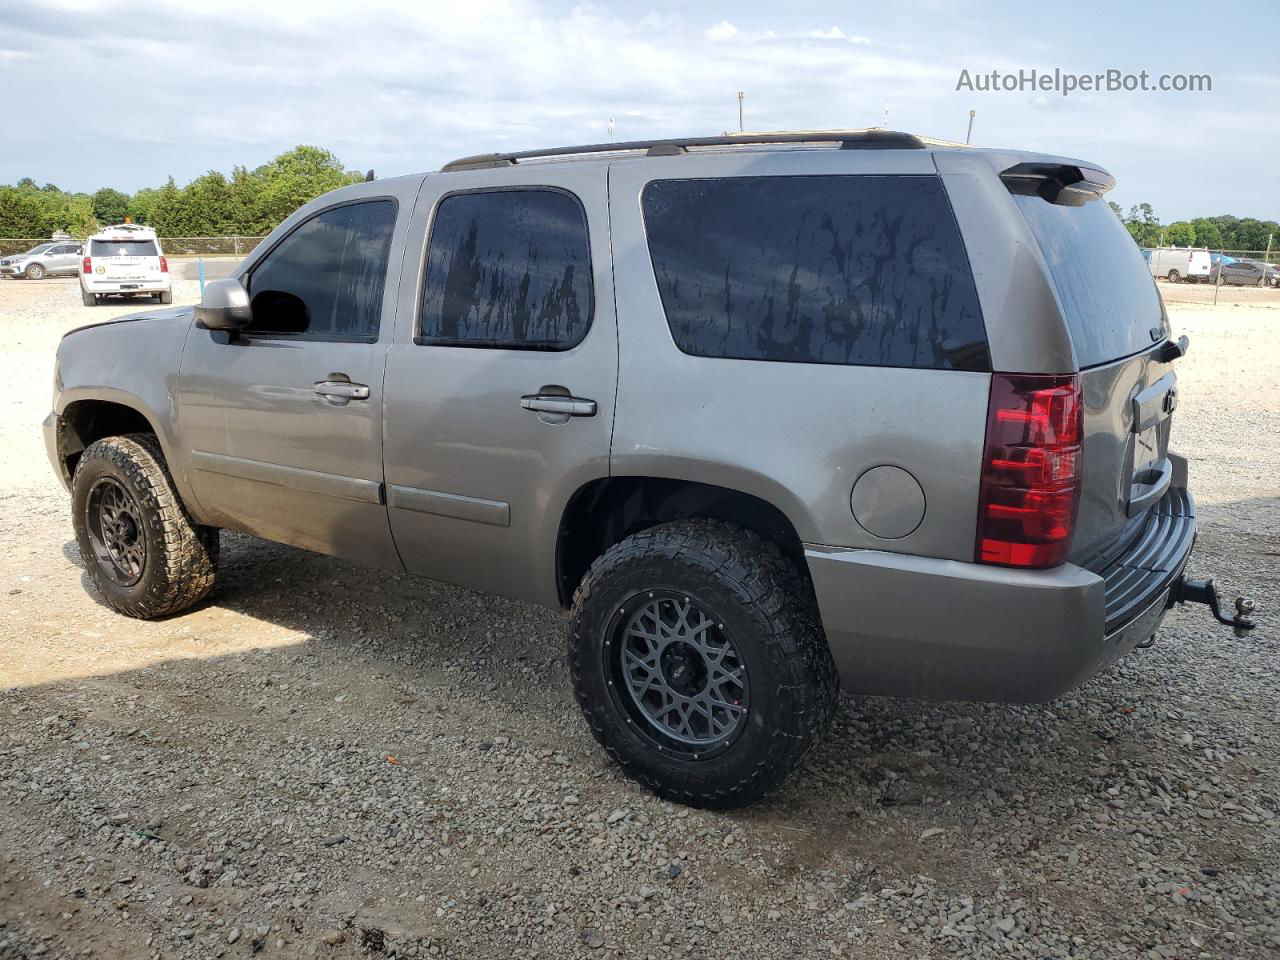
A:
[[441, 129, 926, 172]]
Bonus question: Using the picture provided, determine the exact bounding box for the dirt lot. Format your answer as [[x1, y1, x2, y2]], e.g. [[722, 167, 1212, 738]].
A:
[[1, 277, 1277, 960]]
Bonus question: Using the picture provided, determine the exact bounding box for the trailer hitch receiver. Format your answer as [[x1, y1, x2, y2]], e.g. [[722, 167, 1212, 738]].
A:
[[1173, 577, 1257, 638]]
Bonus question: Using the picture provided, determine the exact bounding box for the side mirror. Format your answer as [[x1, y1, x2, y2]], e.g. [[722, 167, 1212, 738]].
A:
[[195, 277, 252, 331]]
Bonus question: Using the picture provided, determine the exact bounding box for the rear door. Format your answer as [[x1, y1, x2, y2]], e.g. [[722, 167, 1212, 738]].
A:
[[47, 244, 80, 275], [381, 165, 616, 606], [1012, 195, 1178, 566], [90, 236, 162, 285]]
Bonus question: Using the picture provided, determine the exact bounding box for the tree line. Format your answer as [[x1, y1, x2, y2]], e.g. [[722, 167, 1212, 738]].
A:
[[1109, 202, 1278, 252], [0, 146, 365, 239]]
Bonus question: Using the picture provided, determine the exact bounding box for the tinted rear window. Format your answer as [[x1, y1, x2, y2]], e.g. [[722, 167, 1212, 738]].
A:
[[641, 175, 989, 371], [1013, 197, 1166, 367], [90, 239, 158, 257], [419, 189, 593, 350]]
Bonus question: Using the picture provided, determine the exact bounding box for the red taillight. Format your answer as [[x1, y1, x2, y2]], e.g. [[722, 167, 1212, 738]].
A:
[[976, 373, 1083, 568], [159, 256, 168, 273], [83, 256, 92, 274]]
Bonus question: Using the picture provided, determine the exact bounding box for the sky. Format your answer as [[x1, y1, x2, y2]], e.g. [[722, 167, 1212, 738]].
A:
[[1, 0, 1277, 223]]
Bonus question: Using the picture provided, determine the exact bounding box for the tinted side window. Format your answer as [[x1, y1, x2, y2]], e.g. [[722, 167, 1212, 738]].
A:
[[641, 176, 988, 371], [247, 200, 397, 339], [419, 189, 592, 350]]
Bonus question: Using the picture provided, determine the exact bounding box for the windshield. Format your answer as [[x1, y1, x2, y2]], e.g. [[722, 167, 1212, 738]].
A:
[[1014, 196, 1166, 368], [90, 239, 158, 257]]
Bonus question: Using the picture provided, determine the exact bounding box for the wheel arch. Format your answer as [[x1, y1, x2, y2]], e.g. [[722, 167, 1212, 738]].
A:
[[555, 475, 811, 608], [56, 393, 170, 486]]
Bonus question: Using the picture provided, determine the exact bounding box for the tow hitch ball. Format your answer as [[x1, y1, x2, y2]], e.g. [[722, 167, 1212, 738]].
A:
[[1173, 577, 1257, 638]]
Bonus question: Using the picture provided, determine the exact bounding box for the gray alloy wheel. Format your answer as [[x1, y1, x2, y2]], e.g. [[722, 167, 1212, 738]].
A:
[[612, 592, 749, 757], [84, 477, 148, 587], [25, 262, 45, 280]]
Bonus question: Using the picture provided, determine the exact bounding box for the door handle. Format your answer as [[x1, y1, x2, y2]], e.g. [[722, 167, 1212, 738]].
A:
[[314, 380, 370, 405], [520, 394, 597, 418]]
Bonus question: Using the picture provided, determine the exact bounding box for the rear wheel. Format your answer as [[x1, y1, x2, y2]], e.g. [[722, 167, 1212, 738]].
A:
[[158, 289, 173, 304], [1167, 269, 1181, 283], [25, 263, 45, 280], [80, 287, 96, 306], [569, 520, 838, 808], [72, 434, 219, 618]]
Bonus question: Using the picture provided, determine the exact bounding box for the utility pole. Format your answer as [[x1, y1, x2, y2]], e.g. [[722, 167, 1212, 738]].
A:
[[737, 91, 744, 132], [965, 109, 976, 144]]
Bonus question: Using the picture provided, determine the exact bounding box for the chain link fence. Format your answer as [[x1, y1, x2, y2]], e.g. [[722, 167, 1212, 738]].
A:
[[0, 236, 267, 258]]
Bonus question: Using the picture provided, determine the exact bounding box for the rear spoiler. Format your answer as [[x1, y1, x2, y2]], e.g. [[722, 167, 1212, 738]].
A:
[[999, 162, 1115, 206]]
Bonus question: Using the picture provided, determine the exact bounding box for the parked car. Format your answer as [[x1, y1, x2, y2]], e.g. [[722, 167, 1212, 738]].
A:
[[1212, 258, 1280, 287], [1148, 246, 1212, 283], [80, 223, 172, 306], [1, 241, 84, 279], [44, 131, 1253, 808]]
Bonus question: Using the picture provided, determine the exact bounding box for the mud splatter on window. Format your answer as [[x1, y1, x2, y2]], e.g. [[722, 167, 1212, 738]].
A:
[[642, 176, 988, 371], [420, 189, 592, 350]]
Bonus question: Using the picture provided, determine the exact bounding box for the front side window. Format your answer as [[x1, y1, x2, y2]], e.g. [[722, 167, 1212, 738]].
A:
[[419, 189, 592, 350], [641, 175, 989, 371], [247, 199, 397, 340]]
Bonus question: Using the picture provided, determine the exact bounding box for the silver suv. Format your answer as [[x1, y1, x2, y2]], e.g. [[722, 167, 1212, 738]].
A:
[[2, 241, 83, 279], [43, 131, 1253, 807]]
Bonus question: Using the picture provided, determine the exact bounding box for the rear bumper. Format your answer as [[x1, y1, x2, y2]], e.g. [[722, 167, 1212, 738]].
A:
[[82, 277, 171, 293], [805, 485, 1195, 703]]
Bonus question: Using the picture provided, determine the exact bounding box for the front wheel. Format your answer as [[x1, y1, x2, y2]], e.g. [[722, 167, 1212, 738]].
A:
[[569, 520, 838, 808], [71, 434, 219, 618], [25, 263, 45, 280]]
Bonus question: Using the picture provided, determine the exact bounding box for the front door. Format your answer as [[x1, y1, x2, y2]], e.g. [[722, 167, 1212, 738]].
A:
[[175, 193, 413, 569], [381, 166, 617, 605]]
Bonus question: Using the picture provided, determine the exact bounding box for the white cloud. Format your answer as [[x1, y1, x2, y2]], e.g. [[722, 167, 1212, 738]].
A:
[[705, 20, 738, 42]]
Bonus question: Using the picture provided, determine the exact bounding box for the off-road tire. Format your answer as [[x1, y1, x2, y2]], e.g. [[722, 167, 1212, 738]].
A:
[[71, 433, 219, 618], [80, 287, 96, 306], [158, 290, 173, 304], [569, 519, 838, 809], [25, 262, 45, 280]]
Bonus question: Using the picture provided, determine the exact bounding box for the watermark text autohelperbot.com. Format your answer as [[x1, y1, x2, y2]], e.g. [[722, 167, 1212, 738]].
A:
[[956, 68, 1211, 96]]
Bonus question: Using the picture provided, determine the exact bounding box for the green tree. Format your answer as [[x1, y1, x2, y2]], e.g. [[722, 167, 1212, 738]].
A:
[[149, 177, 194, 237], [127, 187, 162, 226], [1191, 218, 1223, 249], [92, 188, 132, 225], [249, 145, 363, 233], [0, 187, 48, 236], [184, 171, 237, 235], [1165, 221, 1196, 246]]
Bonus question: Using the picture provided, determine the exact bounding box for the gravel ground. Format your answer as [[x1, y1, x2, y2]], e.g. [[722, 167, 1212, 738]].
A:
[[0, 276, 1277, 960]]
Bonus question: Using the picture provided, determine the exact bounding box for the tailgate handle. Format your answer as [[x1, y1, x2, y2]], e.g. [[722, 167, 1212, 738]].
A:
[[1127, 457, 1173, 518]]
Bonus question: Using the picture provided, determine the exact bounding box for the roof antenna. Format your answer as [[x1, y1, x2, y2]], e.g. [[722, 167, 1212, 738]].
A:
[[965, 109, 976, 145], [365, 169, 376, 181]]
